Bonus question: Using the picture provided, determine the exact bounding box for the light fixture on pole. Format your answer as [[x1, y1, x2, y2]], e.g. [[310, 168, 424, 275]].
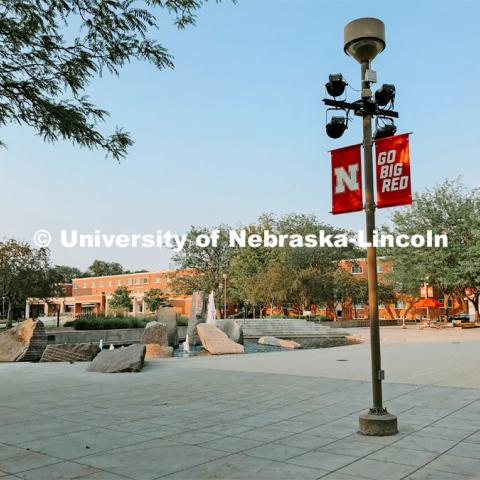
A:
[[326, 115, 348, 139], [343, 17, 398, 436], [222, 273, 227, 320], [373, 117, 397, 140], [325, 73, 347, 97]]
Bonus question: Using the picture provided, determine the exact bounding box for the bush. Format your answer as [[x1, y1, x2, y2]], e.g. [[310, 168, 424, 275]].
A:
[[176, 314, 188, 327], [64, 315, 148, 330], [307, 315, 331, 322]]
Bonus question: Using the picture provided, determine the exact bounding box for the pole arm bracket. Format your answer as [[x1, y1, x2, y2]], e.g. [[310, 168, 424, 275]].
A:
[[323, 98, 399, 118]]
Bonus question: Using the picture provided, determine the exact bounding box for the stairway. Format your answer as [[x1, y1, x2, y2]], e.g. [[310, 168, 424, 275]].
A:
[[235, 318, 346, 339]]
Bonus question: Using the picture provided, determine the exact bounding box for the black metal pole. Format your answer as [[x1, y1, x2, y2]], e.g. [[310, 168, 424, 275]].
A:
[[361, 61, 384, 412]]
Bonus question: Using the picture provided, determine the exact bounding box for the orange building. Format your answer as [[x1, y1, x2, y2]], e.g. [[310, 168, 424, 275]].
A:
[[27, 270, 191, 319]]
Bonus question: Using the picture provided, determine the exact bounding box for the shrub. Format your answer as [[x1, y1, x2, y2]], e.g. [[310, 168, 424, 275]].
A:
[[176, 314, 188, 327], [65, 315, 148, 330]]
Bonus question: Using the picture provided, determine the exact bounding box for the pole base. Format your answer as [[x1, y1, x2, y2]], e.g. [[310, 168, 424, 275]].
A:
[[358, 411, 398, 436]]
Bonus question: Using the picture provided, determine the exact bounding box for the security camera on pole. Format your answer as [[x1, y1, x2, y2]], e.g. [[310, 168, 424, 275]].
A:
[[323, 18, 413, 436]]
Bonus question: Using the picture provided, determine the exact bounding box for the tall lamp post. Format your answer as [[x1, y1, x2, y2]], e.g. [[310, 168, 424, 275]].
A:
[[324, 18, 398, 436], [222, 273, 227, 320]]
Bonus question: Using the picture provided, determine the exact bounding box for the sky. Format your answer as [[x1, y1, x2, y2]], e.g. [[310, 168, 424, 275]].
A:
[[1, 0, 479, 271]]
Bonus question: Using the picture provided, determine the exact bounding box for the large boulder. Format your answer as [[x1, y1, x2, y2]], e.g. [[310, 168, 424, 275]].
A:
[[216, 319, 244, 345], [158, 307, 178, 346], [197, 324, 244, 355], [87, 344, 146, 373], [40, 343, 100, 362], [187, 291, 207, 346], [258, 336, 301, 349], [145, 344, 173, 359], [141, 322, 168, 346], [0, 319, 47, 362]]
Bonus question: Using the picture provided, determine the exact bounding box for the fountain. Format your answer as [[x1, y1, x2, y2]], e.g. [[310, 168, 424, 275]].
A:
[[183, 334, 190, 354], [206, 291, 217, 326]]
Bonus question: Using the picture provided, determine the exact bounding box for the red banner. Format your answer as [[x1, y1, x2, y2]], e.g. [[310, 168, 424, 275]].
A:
[[375, 133, 412, 208], [331, 144, 363, 215]]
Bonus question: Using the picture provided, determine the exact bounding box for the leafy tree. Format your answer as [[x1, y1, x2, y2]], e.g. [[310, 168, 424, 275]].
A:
[[384, 179, 480, 320], [108, 286, 131, 315], [144, 288, 169, 315], [0, 239, 57, 327], [52, 265, 85, 283], [88, 260, 124, 277], [0, 0, 223, 158], [172, 225, 234, 299]]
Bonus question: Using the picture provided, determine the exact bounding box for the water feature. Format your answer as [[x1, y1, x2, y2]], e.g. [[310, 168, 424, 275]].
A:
[[206, 291, 216, 325]]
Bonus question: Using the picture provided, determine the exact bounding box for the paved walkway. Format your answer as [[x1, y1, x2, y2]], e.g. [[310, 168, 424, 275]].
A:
[[0, 327, 479, 479]]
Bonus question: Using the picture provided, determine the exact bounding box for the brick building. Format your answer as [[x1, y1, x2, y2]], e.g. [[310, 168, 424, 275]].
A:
[[26, 270, 191, 319]]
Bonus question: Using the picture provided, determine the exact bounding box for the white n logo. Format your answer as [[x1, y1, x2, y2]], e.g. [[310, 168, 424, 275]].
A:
[[334, 164, 360, 193]]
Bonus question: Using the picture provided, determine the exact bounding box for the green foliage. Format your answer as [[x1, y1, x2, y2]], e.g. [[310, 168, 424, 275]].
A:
[[108, 286, 131, 314], [0, 239, 57, 327], [144, 288, 169, 313], [0, 0, 221, 158], [176, 314, 188, 326], [383, 179, 480, 318], [88, 260, 124, 277], [172, 225, 233, 303], [52, 265, 85, 283], [64, 315, 146, 330], [173, 213, 363, 316]]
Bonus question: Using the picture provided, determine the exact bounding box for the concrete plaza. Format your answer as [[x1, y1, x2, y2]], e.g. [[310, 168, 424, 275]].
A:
[[0, 327, 479, 480]]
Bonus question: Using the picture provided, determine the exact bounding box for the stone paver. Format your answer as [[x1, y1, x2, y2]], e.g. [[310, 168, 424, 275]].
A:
[[0, 327, 479, 479]]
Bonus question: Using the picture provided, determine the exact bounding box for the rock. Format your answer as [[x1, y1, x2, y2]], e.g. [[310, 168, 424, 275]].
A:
[[216, 319, 244, 345], [258, 336, 301, 349], [0, 319, 47, 362], [87, 344, 146, 373], [141, 322, 168, 346], [145, 344, 173, 359], [197, 324, 244, 355], [158, 307, 178, 346], [187, 291, 207, 346], [40, 343, 100, 362]]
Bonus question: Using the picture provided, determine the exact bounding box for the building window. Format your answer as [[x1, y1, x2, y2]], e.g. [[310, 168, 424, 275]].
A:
[[73, 284, 77, 289], [99, 281, 104, 287], [354, 303, 364, 309], [127, 278, 132, 285], [351, 265, 363, 274], [143, 278, 148, 284], [138, 303, 143, 313], [116, 279, 121, 286], [108, 281, 112, 287], [82, 282, 87, 288], [155, 277, 160, 283], [91, 282, 95, 288], [377, 264, 383, 273], [447, 298, 453, 308], [395, 300, 405, 309]]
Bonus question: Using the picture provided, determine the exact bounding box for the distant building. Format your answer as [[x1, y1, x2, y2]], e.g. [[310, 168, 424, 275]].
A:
[[26, 270, 191, 319]]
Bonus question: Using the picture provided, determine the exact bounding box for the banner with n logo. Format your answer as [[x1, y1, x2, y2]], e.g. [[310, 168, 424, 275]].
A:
[[330, 143, 363, 215]]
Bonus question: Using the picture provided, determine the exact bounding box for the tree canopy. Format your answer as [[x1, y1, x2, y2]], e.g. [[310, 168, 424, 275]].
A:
[[0, 0, 221, 158], [0, 239, 58, 327], [383, 179, 480, 318]]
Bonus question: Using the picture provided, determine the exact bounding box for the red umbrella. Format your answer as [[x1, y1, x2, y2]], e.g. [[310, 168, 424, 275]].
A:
[[413, 298, 443, 308], [413, 298, 444, 322]]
